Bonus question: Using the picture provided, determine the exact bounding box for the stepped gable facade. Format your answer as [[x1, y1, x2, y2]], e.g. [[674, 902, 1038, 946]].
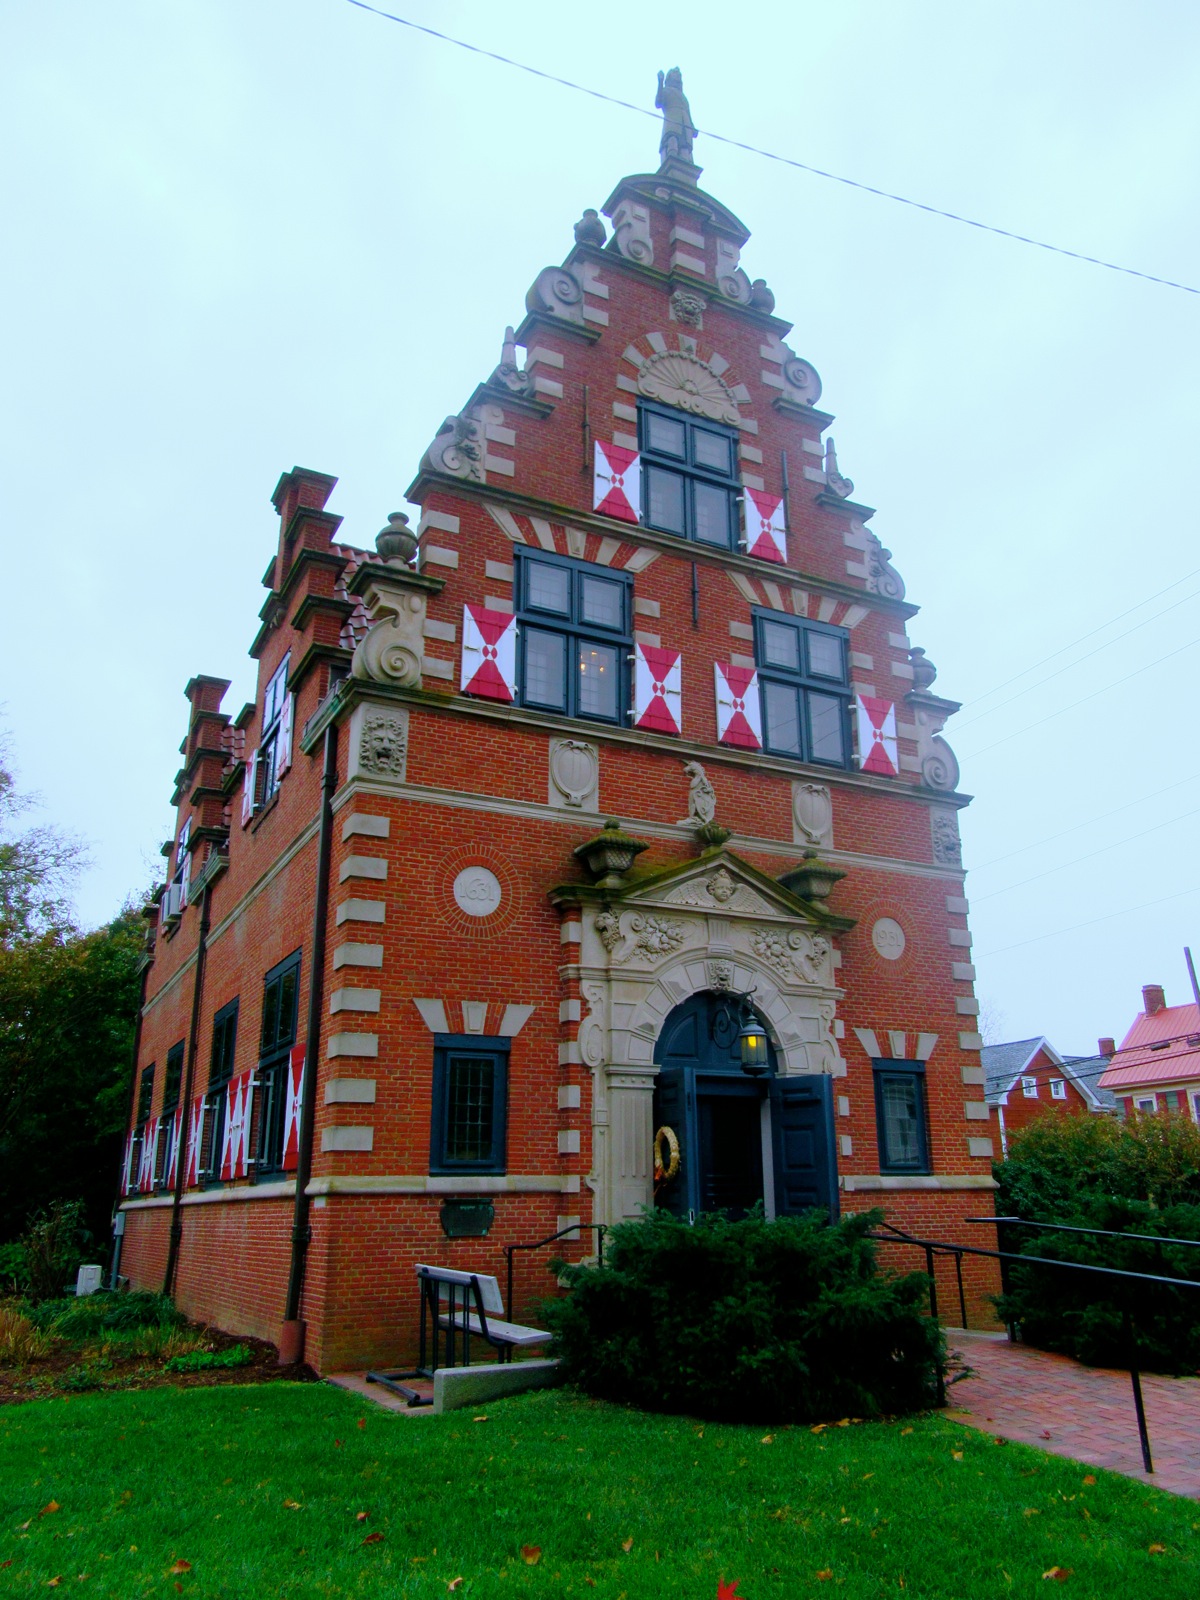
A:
[[118, 78, 998, 1372]]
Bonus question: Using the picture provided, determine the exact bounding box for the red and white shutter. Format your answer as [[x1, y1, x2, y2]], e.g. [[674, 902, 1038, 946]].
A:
[[633, 645, 682, 735], [185, 1094, 206, 1186], [140, 1123, 159, 1191], [277, 693, 294, 777], [743, 488, 787, 564], [177, 818, 191, 908], [714, 662, 763, 750], [220, 1069, 254, 1180], [593, 440, 641, 523], [282, 1042, 306, 1172], [120, 1130, 135, 1196], [166, 1104, 183, 1187], [855, 694, 899, 776], [461, 605, 517, 702], [241, 749, 258, 826]]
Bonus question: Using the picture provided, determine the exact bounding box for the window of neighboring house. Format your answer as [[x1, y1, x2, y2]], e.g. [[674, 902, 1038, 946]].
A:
[[638, 401, 741, 550], [515, 548, 632, 725], [1049, 1077, 1067, 1100], [162, 819, 191, 923], [255, 951, 302, 1175], [872, 1059, 930, 1175], [430, 1036, 510, 1176], [1191, 1091, 1200, 1124], [153, 1041, 185, 1188], [1135, 1095, 1157, 1113], [248, 654, 293, 815], [1165, 1090, 1181, 1112], [753, 610, 852, 767], [131, 1064, 155, 1193], [200, 999, 239, 1181], [1021, 1076, 1039, 1098]]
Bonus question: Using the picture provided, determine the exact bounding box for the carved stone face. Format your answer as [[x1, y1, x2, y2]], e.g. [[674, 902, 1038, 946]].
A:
[[361, 713, 407, 779]]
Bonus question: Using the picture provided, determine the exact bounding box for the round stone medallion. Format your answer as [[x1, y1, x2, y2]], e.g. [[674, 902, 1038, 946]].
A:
[[871, 917, 906, 961], [452, 866, 502, 918]]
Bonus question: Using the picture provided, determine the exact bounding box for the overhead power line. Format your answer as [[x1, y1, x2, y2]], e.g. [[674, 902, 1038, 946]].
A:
[[972, 803, 1200, 904], [341, 0, 1200, 296], [976, 880, 1200, 960]]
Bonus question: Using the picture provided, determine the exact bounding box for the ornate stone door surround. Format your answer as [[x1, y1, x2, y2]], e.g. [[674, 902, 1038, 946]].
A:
[[552, 847, 854, 1228]]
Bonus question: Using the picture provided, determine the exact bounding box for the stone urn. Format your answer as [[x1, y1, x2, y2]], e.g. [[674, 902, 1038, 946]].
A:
[[375, 511, 417, 565]]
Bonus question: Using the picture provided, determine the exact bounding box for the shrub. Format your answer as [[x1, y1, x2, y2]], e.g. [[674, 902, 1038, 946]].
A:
[[164, 1344, 252, 1374], [542, 1208, 943, 1424], [0, 1240, 27, 1296], [28, 1290, 184, 1338], [994, 1113, 1200, 1372], [0, 1304, 53, 1365], [20, 1199, 90, 1303]]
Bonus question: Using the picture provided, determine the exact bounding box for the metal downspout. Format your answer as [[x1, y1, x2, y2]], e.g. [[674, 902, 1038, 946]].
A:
[[162, 883, 212, 1297], [280, 721, 338, 1365], [111, 954, 151, 1288]]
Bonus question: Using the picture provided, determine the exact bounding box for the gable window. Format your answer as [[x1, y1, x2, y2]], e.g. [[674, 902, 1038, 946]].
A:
[[200, 999, 239, 1181], [1049, 1077, 1067, 1100], [515, 549, 631, 725], [430, 1036, 510, 1176], [255, 951, 302, 1175], [154, 1041, 185, 1188], [1021, 1076, 1039, 1098], [872, 1059, 930, 1175], [753, 610, 851, 766], [638, 401, 740, 550]]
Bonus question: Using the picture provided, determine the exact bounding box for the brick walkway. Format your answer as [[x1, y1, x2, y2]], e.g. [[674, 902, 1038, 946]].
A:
[[946, 1330, 1200, 1498]]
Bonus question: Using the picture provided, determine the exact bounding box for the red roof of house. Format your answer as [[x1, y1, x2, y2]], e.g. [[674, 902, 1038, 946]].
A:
[[1099, 1001, 1200, 1090]]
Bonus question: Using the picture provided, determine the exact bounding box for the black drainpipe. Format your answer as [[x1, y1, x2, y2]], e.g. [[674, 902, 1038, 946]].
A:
[[162, 883, 212, 1297], [280, 720, 339, 1365], [111, 953, 151, 1288]]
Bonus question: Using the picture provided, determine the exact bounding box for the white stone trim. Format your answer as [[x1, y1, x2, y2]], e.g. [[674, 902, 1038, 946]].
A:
[[419, 544, 459, 570], [327, 1033, 378, 1058], [959, 1031, 984, 1051], [841, 1173, 997, 1192], [499, 1004, 536, 1037], [526, 345, 564, 368], [333, 942, 383, 969], [336, 899, 385, 926], [558, 1085, 581, 1109], [413, 999, 449, 1032], [418, 509, 460, 536], [423, 617, 457, 643], [339, 856, 387, 883], [326, 1078, 377, 1104], [322, 1126, 374, 1153], [330, 988, 381, 1013], [558, 1130, 581, 1154], [967, 1137, 995, 1158], [965, 1102, 990, 1121], [341, 813, 389, 841]]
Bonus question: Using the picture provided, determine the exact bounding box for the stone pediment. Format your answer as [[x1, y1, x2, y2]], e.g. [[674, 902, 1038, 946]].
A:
[[598, 848, 848, 930]]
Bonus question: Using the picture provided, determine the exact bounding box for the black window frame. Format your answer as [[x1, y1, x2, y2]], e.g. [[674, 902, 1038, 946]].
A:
[[752, 608, 852, 768], [258, 652, 291, 806], [200, 998, 240, 1184], [514, 547, 632, 727], [637, 399, 741, 551], [872, 1058, 931, 1176], [131, 1063, 155, 1194], [430, 1035, 510, 1176], [254, 950, 302, 1178], [153, 1041, 186, 1190]]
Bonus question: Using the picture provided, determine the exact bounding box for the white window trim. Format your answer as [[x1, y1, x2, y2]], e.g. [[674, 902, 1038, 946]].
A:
[[1021, 1076, 1039, 1098]]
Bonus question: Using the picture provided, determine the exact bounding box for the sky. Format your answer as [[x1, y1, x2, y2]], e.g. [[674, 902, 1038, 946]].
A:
[[3, 0, 1200, 1055]]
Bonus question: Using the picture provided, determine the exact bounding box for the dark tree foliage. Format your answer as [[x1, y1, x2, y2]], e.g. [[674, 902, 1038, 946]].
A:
[[542, 1207, 944, 1424], [994, 1113, 1200, 1372], [0, 909, 144, 1244]]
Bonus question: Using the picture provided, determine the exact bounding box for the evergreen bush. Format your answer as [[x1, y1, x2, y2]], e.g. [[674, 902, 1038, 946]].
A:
[[542, 1207, 943, 1423], [994, 1113, 1200, 1372]]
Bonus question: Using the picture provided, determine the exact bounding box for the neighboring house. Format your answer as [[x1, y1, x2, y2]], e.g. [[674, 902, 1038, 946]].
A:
[[116, 75, 998, 1374], [982, 1037, 1116, 1155], [1099, 984, 1200, 1122]]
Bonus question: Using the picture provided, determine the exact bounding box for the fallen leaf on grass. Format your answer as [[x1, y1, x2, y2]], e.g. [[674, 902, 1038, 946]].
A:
[[18, 1520, 32, 1532], [40, 1502, 60, 1517], [362, 1533, 384, 1546], [46, 1579, 64, 1589], [520, 1546, 541, 1565], [283, 1500, 302, 1510], [0, 1561, 11, 1570], [170, 1559, 192, 1573], [816, 1569, 833, 1581], [622, 1537, 634, 1552], [447, 1579, 464, 1592], [356, 1418, 366, 1429], [1042, 1567, 1072, 1581], [900, 1427, 913, 1436], [1082, 1475, 1096, 1486], [356, 1512, 369, 1523], [584, 1580, 596, 1589], [717, 1581, 742, 1600], [952, 1451, 963, 1461], [1149, 1544, 1167, 1555], [760, 1435, 774, 1444], [810, 1424, 827, 1435], [473, 1416, 488, 1423], [1024, 1509, 1041, 1517]]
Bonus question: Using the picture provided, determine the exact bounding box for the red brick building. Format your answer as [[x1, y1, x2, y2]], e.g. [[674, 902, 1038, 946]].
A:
[[118, 82, 998, 1371], [1100, 983, 1200, 1122], [981, 1038, 1115, 1156]]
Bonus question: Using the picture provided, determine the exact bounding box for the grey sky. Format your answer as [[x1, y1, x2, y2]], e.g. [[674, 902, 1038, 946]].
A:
[[4, 0, 1199, 1054]]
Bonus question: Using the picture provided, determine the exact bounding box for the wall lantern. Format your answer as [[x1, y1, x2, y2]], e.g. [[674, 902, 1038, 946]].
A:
[[737, 1012, 769, 1076]]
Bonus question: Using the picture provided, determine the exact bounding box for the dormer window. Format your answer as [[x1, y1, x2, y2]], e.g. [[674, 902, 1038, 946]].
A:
[[638, 401, 740, 550]]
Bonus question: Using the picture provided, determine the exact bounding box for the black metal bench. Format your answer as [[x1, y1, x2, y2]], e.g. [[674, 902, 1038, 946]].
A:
[[365, 1263, 551, 1407]]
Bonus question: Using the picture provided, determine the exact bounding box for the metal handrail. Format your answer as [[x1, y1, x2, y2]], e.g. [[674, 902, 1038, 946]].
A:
[[968, 1215, 1200, 1250], [869, 1221, 1200, 1474], [504, 1223, 606, 1318]]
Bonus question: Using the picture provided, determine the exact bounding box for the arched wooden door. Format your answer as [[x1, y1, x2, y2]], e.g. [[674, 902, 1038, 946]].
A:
[[652, 992, 838, 1223]]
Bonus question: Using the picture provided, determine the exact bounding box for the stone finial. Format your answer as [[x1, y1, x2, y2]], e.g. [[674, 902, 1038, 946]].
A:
[[573, 819, 649, 888], [749, 278, 776, 314], [824, 438, 854, 499], [375, 511, 417, 565], [490, 325, 534, 398], [778, 851, 847, 903], [574, 208, 606, 247], [908, 647, 938, 692]]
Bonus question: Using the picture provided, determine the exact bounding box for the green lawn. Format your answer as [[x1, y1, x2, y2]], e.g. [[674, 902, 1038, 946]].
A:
[[0, 1384, 1196, 1598]]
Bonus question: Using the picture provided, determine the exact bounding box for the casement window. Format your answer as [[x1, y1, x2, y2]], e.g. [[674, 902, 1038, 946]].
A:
[[638, 401, 740, 550], [130, 1064, 156, 1194], [200, 999, 239, 1181], [872, 1059, 931, 1175], [1049, 1077, 1067, 1100], [753, 610, 851, 766], [243, 655, 293, 822], [515, 549, 631, 725], [153, 1041, 185, 1188], [1021, 1076, 1039, 1098], [162, 820, 191, 923], [430, 1036, 510, 1176], [254, 952, 302, 1175]]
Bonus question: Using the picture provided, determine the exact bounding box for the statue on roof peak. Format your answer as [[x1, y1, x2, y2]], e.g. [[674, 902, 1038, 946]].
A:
[[656, 67, 697, 166]]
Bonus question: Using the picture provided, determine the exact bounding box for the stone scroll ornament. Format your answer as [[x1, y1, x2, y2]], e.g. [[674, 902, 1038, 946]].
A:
[[593, 440, 641, 522], [855, 694, 899, 776], [714, 663, 763, 750], [461, 605, 517, 702], [282, 1042, 305, 1171], [742, 487, 787, 564], [633, 644, 682, 734]]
